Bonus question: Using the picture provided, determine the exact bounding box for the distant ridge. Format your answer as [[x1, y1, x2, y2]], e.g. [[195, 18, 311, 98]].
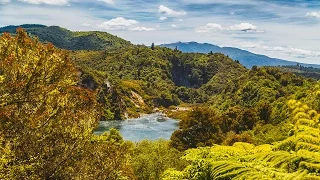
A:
[[0, 24, 47, 32], [160, 42, 320, 68], [1, 25, 318, 69], [0, 24, 132, 51]]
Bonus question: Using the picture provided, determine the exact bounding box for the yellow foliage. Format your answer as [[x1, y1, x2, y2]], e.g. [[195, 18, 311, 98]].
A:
[[0, 29, 101, 179]]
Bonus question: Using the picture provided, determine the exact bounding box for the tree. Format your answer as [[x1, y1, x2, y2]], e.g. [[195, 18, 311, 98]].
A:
[[163, 100, 320, 179], [132, 140, 187, 180], [151, 42, 155, 50], [257, 101, 272, 123], [0, 29, 100, 179], [170, 107, 221, 151], [221, 106, 258, 134], [252, 65, 258, 71], [73, 129, 136, 180]]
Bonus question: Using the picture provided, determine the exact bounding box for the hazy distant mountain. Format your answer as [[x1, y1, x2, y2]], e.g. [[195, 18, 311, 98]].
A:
[[160, 42, 320, 68], [2, 25, 318, 69]]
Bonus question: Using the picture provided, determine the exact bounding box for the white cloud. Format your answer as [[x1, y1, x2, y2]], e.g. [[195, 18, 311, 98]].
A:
[[159, 16, 168, 21], [239, 41, 264, 49], [0, 0, 10, 4], [129, 27, 155, 31], [195, 23, 224, 33], [17, 0, 69, 5], [237, 41, 320, 59], [159, 5, 187, 16], [171, 24, 178, 28], [229, 23, 258, 32], [306, 11, 320, 18], [174, 19, 184, 22], [98, 0, 115, 5], [81, 23, 91, 27], [98, 17, 138, 30], [98, 17, 154, 32], [196, 22, 264, 33], [287, 47, 320, 58]]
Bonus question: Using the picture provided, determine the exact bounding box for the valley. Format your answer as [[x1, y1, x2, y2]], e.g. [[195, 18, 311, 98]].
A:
[[0, 25, 320, 179]]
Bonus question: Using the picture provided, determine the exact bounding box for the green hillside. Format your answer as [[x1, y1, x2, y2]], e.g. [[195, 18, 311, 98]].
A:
[[2, 26, 315, 127], [0, 24, 132, 50], [278, 64, 320, 80], [73, 46, 246, 119], [160, 42, 320, 68], [73, 45, 315, 125], [1, 28, 319, 179]]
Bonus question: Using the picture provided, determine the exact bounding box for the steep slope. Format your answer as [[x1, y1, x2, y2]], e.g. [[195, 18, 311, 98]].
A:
[[160, 42, 320, 68], [0, 24, 132, 50], [72, 46, 247, 119], [74, 45, 315, 124]]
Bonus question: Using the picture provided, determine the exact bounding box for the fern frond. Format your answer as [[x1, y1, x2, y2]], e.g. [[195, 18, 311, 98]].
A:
[[299, 161, 320, 173], [273, 136, 296, 151], [293, 110, 308, 119], [296, 118, 316, 127], [308, 110, 318, 118], [296, 142, 320, 152], [296, 134, 320, 145], [297, 150, 320, 161], [294, 125, 320, 137], [232, 142, 255, 151], [304, 174, 320, 180], [254, 144, 273, 153], [162, 100, 320, 180]]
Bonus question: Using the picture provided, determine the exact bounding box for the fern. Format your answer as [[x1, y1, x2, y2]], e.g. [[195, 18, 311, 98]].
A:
[[163, 99, 320, 179]]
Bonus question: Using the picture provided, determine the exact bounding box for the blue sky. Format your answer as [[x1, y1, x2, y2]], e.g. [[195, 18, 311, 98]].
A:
[[0, 0, 320, 64]]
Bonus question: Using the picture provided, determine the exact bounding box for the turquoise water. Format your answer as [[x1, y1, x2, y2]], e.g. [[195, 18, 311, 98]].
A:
[[94, 113, 179, 141]]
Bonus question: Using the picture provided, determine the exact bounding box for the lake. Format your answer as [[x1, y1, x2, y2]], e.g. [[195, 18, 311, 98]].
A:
[[94, 113, 179, 141]]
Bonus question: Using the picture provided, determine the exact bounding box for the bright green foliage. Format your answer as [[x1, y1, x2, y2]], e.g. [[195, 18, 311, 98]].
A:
[[72, 45, 247, 119], [163, 99, 320, 179], [251, 123, 293, 145], [170, 107, 222, 151], [132, 140, 187, 180], [2, 26, 316, 125], [73, 45, 315, 125], [0, 29, 101, 179], [72, 129, 136, 180], [280, 64, 320, 80], [171, 106, 260, 150], [0, 25, 132, 51]]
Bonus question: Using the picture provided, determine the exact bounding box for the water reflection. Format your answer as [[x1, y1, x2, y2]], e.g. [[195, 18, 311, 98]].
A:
[[94, 113, 179, 141]]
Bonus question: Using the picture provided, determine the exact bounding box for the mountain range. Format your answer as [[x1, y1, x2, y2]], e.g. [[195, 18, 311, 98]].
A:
[[160, 42, 320, 68], [1, 24, 319, 69]]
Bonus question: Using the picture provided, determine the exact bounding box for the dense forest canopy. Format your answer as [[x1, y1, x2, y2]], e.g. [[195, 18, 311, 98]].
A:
[[0, 25, 132, 51], [160, 42, 320, 69], [0, 28, 319, 179]]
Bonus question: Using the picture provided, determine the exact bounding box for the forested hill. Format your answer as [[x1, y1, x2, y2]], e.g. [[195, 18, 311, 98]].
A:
[[0, 24, 132, 50], [73, 44, 316, 125], [160, 42, 320, 68], [278, 65, 320, 80], [73, 46, 247, 119], [1, 26, 317, 125], [2, 27, 320, 179]]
